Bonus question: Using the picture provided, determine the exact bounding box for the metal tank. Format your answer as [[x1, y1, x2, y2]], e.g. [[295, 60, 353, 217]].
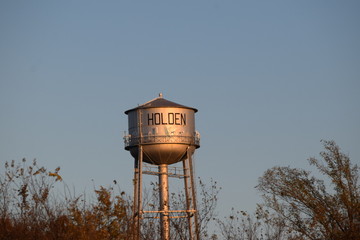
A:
[[124, 93, 200, 165]]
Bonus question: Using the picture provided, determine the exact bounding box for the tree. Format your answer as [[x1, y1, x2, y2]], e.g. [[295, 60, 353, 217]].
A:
[[0, 158, 132, 239], [0, 159, 220, 239], [138, 178, 220, 240], [0, 159, 65, 240], [256, 140, 360, 240], [216, 206, 286, 240], [217, 209, 261, 240]]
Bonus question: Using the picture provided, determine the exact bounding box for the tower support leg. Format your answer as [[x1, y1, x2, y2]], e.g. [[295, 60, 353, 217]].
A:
[[159, 164, 170, 240], [184, 146, 200, 240], [183, 155, 194, 239], [133, 146, 143, 240]]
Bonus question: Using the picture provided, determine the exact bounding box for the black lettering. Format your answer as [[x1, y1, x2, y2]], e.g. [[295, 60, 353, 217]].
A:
[[154, 113, 161, 125], [175, 113, 181, 125], [168, 113, 174, 125], [181, 113, 186, 125], [148, 113, 154, 125], [161, 113, 167, 124], [148, 112, 186, 125]]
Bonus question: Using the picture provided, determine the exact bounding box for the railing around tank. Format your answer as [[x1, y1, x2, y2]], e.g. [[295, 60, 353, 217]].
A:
[[124, 134, 200, 148]]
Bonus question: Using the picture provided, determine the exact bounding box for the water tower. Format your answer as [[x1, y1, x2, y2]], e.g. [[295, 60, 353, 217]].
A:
[[124, 94, 200, 240]]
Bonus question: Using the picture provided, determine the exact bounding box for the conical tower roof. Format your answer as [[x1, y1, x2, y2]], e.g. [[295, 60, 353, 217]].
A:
[[125, 93, 198, 114]]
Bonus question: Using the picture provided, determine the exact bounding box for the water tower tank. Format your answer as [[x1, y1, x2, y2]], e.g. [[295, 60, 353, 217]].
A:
[[124, 94, 200, 165]]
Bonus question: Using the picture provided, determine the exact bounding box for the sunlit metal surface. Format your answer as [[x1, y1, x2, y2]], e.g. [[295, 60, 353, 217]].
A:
[[125, 94, 200, 240]]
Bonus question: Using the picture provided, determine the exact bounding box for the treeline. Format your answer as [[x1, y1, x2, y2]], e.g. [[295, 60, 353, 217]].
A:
[[1, 140, 359, 240], [0, 158, 219, 240], [0, 159, 132, 239]]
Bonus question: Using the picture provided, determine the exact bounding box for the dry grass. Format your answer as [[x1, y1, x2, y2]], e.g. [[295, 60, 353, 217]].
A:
[[0, 159, 132, 240]]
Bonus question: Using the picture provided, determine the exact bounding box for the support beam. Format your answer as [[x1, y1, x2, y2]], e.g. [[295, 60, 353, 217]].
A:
[[183, 155, 194, 239], [159, 164, 170, 240], [188, 146, 200, 240], [133, 158, 139, 240], [133, 146, 143, 240]]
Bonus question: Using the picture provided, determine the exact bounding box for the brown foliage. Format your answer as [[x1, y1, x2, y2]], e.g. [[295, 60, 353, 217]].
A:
[[257, 140, 360, 240], [0, 159, 219, 239], [0, 159, 132, 240], [134, 178, 220, 240]]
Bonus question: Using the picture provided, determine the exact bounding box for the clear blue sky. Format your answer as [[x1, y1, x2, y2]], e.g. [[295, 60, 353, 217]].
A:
[[1, 0, 359, 218]]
